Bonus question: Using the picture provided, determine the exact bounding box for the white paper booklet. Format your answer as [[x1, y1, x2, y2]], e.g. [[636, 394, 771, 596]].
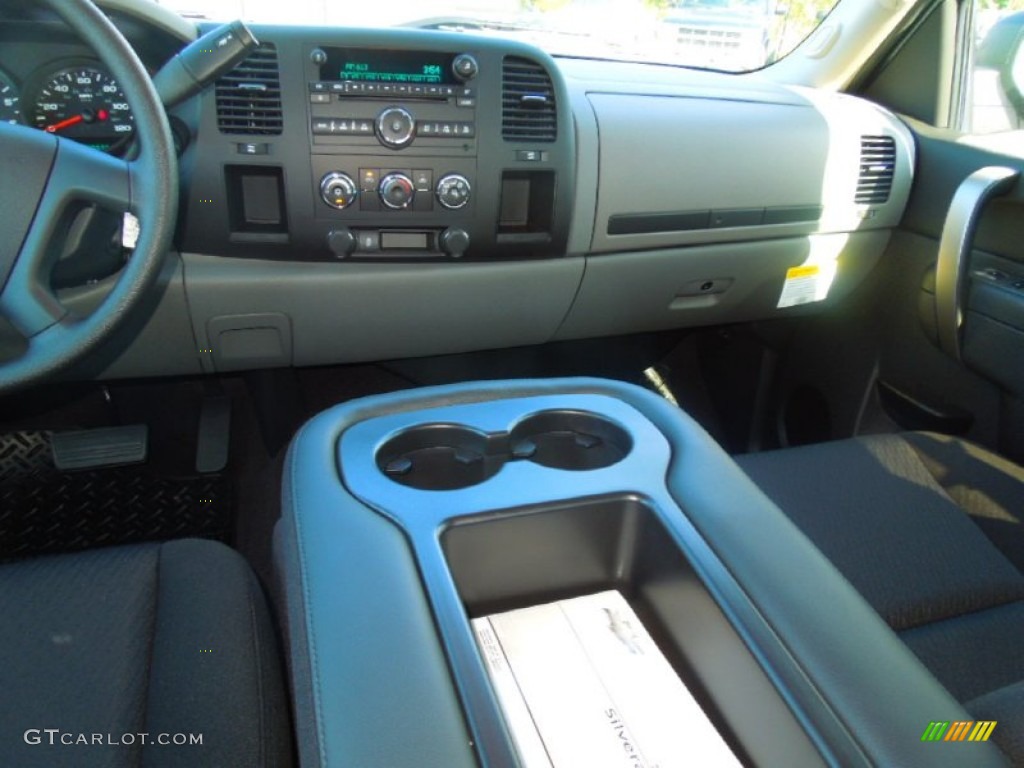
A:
[[471, 590, 741, 768]]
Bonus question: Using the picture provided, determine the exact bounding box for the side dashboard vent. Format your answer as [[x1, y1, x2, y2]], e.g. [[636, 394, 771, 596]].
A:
[[855, 135, 896, 204], [502, 56, 557, 142], [216, 45, 283, 135]]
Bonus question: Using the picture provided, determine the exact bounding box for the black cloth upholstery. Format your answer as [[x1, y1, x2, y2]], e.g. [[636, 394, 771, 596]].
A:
[[737, 432, 1024, 764], [970, 683, 1024, 766], [0, 538, 293, 767]]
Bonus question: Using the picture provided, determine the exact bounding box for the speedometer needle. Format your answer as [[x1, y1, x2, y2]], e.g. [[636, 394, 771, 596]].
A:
[[45, 114, 84, 133]]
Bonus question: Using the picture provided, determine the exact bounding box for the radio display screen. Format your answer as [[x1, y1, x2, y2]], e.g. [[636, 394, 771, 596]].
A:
[[321, 48, 456, 84]]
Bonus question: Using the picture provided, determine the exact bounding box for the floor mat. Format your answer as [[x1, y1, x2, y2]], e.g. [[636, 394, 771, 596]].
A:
[[0, 431, 231, 561]]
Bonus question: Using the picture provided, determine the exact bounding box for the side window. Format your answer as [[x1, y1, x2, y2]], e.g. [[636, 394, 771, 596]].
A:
[[966, 2, 1024, 133]]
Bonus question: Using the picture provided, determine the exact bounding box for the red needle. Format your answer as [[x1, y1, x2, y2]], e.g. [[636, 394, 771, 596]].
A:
[[45, 114, 84, 133]]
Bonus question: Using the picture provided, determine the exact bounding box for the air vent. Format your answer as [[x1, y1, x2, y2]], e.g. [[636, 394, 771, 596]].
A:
[[855, 135, 896, 204], [216, 45, 283, 135], [502, 57, 556, 142]]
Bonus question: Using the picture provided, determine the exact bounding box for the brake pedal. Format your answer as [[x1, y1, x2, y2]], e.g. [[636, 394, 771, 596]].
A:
[[50, 425, 148, 471]]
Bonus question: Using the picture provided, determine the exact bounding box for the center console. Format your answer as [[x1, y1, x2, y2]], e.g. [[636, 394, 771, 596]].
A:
[[274, 378, 996, 768]]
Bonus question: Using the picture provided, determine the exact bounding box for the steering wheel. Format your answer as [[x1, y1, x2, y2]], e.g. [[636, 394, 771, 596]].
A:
[[0, 0, 177, 395]]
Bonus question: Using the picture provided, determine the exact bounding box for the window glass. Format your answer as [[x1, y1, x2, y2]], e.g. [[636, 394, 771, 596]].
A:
[[155, 0, 840, 73], [966, 1, 1024, 133]]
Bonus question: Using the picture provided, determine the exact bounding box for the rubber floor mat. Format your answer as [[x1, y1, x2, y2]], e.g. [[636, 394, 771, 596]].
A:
[[0, 431, 231, 561]]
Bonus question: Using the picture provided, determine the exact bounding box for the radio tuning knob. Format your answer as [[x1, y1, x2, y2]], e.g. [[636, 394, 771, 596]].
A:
[[379, 173, 415, 209], [452, 54, 478, 82], [320, 172, 357, 210]]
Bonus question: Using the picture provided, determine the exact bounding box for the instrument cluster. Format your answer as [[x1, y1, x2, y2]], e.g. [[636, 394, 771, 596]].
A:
[[0, 59, 135, 153]]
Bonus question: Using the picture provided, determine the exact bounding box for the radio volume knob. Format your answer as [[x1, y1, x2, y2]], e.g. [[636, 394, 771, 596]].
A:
[[436, 174, 471, 210], [376, 107, 415, 149], [320, 172, 357, 210], [379, 173, 415, 209]]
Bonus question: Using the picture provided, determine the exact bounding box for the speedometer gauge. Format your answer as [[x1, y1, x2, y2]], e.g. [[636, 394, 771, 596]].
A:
[[0, 69, 20, 124], [31, 65, 134, 151]]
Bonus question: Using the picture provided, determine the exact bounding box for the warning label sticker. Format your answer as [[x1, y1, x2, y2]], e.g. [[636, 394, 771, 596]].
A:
[[778, 264, 828, 308]]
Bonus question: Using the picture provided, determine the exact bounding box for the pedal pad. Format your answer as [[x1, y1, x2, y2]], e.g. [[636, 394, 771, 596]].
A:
[[196, 395, 231, 474], [50, 425, 148, 471]]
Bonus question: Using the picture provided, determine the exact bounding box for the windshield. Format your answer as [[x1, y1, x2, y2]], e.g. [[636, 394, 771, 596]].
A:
[[155, 0, 839, 72]]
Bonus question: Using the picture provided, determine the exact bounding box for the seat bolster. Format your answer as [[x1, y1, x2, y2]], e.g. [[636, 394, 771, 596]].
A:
[[0, 544, 159, 768], [968, 682, 1024, 766], [142, 538, 293, 768], [904, 432, 1024, 573]]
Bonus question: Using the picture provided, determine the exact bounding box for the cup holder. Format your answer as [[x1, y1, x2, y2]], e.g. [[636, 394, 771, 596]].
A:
[[376, 424, 501, 491], [508, 410, 632, 471], [376, 410, 632, 491]]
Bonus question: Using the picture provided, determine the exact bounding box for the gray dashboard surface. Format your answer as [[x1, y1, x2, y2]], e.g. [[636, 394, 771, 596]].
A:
[[0, 7, 915, 379]]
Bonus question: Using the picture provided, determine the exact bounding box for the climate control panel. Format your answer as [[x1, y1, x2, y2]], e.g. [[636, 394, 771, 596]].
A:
[[317, 170, 473, 212], [316, 165, 475, 215]]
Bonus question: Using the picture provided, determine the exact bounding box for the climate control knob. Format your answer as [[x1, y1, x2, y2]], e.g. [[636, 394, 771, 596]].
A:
[[436, 174, 471, 210], [320, 172, 357, 210], [379, 173, 415, 210], [376, 106, 415, 149]]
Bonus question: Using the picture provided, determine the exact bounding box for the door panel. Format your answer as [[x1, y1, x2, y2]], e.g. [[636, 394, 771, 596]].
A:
[[873, 124, 1024, 459]]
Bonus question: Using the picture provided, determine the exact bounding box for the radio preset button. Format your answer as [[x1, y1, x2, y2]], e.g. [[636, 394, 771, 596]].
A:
[[379, 173, 416, 209], [436, 174, 471, 210]]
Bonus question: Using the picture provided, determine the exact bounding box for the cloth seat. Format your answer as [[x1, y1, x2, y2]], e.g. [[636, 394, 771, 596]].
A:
[[0, 538, 293, 767], [736, 431, 1024, 764]]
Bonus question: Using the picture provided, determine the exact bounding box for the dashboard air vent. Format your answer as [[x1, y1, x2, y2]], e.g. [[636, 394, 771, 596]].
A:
[[502, 56, 556, 142], [855, 135, 896, 204], [216, 44, 283, 135]]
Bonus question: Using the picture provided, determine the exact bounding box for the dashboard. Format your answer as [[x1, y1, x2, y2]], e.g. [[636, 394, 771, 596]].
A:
[[0, 1, 915, 380]]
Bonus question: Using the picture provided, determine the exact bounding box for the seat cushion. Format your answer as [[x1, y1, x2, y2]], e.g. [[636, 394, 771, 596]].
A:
[[0, 538, 293, 767], [736, 432, 1024, 762]]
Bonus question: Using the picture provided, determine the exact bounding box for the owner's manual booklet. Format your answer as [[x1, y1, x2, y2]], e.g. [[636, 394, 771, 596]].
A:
[[471, 590, 741, 768]]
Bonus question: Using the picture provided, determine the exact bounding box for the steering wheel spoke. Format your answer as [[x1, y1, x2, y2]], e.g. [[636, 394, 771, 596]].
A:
[[49, 137, 136, 214], [0, 267, 67, 339], [0, 135, 136, 339]]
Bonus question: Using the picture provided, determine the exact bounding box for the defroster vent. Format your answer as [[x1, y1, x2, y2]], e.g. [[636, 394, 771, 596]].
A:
[[216, 44, 283, 135], [502, 56, 556, 142], [855, 135, 896, 204]]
